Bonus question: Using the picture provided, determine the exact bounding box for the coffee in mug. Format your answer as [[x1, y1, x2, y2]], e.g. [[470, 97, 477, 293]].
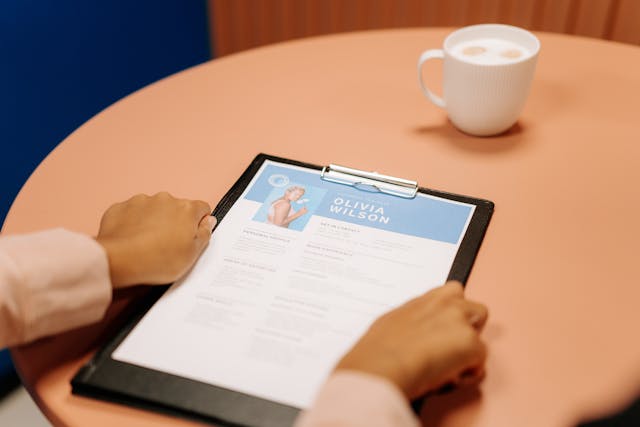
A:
[[418, 24, 540, 136], [453, 38, 530, 64]]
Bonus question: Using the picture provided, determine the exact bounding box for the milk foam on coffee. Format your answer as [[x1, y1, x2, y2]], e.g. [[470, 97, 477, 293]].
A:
[[452, 37, 530, 65]]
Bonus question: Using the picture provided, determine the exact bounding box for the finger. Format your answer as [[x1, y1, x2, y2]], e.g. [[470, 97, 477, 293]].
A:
[[120, 193, 149, 209], [195, 216, 216, 247], [154, 191, 174, 199], [435, 382, 457, 395], [472, 338, 488, 367], [462, 300, 489, 330], [458, 366, 486, 387], [191, 200, 212, 223], [401, 281, 463, 313], [130, 193, 149, 201], [198, 215, 216, 234], [434, 365, 485, 395], [415, 281, 463, 303], [441, 281, 464, 297]]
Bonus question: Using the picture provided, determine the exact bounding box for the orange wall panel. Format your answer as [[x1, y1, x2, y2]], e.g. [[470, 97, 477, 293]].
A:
[[611, 0, 640, 44], [208, 0, 640, 56]]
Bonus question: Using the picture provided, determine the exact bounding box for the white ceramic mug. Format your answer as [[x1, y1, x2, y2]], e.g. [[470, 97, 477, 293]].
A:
[[418, 24, 540, 136]]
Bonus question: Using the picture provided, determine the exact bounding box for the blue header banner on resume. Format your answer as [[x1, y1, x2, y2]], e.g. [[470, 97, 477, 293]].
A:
[[244, 163, 473, 244]]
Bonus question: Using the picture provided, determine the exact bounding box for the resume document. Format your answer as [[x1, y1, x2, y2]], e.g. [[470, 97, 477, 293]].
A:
[[113, 160, 475, 408]]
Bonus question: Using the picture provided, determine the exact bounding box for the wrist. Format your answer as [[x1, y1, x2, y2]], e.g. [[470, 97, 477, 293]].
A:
[[335, 354, 414, 399], [96, 237, 135, 289]]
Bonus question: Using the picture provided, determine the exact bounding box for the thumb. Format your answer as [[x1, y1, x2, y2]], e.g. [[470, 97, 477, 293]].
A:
[[195, 216, 217, 249]]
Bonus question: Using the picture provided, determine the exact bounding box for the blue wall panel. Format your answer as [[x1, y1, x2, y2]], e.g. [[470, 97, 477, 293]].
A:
[[0, 0, 211, 228], [0, 0, 211, 377]]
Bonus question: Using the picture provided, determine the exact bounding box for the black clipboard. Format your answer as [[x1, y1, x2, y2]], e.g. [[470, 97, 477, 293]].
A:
[[71, 153, 494, 427]]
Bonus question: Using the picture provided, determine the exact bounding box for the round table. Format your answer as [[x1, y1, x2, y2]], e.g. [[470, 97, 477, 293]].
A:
[[5, 28, 640, 427]]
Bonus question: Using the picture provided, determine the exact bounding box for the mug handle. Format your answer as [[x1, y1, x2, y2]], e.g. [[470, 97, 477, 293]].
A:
[[417, 49, 446, 108]]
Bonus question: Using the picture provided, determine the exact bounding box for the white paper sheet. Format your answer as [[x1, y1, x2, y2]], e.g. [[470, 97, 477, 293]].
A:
[[112, 160, 475, 409]]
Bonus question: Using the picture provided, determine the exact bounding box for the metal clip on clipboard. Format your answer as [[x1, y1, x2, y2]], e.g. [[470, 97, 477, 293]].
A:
[[320, 164, 418, 199]]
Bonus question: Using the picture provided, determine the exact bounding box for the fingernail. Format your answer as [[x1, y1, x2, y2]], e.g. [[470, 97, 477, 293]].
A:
[[206, 216, 217, 232]]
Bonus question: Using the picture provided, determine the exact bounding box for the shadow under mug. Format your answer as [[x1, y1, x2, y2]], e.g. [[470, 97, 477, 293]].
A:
[[418, 24, 540, 136]]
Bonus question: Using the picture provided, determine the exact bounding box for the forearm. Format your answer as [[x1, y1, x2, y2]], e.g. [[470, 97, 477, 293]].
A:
[[294, 371, 420, 427], [0, 229, 112, 347]]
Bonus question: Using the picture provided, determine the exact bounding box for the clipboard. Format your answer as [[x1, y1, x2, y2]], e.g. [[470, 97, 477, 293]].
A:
[[71, 153, 494, 427]]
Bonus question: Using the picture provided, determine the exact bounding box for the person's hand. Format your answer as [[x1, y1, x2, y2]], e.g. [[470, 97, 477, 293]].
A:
[[96, 192, 215, 288], [335, 281, 488, 400], [297, 206, 308, 216]]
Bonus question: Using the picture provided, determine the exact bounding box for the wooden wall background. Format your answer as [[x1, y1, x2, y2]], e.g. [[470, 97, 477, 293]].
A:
[[208, 0, 640, 56]]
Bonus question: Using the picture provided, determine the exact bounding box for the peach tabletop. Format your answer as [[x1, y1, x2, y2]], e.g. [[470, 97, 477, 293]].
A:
[[4, 28, 640, 427]]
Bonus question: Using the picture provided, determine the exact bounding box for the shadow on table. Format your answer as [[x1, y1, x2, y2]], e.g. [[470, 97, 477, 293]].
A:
[[412, 120, 529, 154], [0, 370, 20, 402], [418, 386, 483, 427]]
